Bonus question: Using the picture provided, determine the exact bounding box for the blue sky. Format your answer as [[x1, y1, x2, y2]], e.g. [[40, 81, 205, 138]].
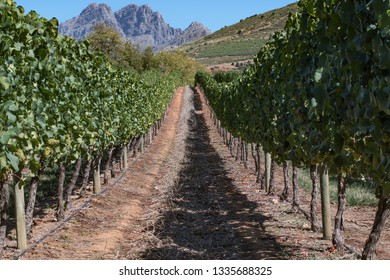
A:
[[14, 0, 297, 32]]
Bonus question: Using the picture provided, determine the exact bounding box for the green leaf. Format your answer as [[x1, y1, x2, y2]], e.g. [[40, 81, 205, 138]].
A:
[[383, 182, 390, 198], [29, 159, 41, 174], [6, 151, 20, 172], [6, 112, 17, 124], [333, 133, 345, 153], [0, 76, 10, 90], [334, 155, 346, 168], [14, 42, 23, 51], [311, 98, 318, 108], [314, 67, 323, 83], [36, 47, 48, 60], [0, 131, 13, 145], [49, 17, 59, 28], [376, 87, 390, 115], [379, 45, 390, 68], [3, 100, 18, 112], [0, 155, 7, 169], [378, 9, 390, 33]]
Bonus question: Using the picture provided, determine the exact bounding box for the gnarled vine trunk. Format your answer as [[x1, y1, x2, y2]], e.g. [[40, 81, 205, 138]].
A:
[[56, 163, 66, 221], [332, 174, 347, 252], [268, 160, 276, 195], [281, 161, 290, 201], [0, 181, 9, 258], [64, 158, 82, 211], [251, 144, 262, 184], [26, 163, 45, 237], [292, 165, 300, 211], [93, 156, 102, 195], [362, 188, 390, 260], [235, 138, 241, 161], [309, 164, 320, 232], [80, 159, 92, 197]]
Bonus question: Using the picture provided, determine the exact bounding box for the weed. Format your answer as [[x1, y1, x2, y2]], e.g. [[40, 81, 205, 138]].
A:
[[298, 169, 377, 207], [60, 234, 71, 241]]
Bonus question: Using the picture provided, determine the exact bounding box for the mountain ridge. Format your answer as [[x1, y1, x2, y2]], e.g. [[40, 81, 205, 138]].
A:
[[59, 3, 212, 51]]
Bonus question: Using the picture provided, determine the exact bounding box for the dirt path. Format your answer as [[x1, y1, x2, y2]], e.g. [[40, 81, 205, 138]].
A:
[[135, 88, 286, 259], [6, 86, 389, 260]]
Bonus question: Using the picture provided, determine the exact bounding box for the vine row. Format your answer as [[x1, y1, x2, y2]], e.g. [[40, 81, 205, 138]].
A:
[[196, 0, 389, 259], [0, 0, 182, 254]]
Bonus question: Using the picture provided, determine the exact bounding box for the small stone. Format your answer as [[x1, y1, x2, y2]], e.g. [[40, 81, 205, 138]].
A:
[[301, 223, 310, 230]]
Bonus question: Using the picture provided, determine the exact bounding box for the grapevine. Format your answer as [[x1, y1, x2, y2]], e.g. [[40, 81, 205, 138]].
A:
[[196, 0, 390, 259], [0, 0, 181, 251]]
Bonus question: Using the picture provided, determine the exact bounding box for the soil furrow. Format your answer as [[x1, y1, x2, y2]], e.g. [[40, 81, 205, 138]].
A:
[[140, 88, 286, 259]]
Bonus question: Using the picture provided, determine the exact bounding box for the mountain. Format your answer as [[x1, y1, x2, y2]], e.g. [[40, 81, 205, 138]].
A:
[[59, 3, 211, 51], [180, 2, 299, 67], [59, 3, 125, 40], [166, 22, 212, 48]]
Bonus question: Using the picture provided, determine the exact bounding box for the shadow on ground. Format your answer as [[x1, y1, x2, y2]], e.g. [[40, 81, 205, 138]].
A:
[[142, 90, 296, 260]]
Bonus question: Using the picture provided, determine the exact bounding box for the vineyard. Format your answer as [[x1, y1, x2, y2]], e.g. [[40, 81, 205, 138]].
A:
[[1, 0, 390, 260], [196, 0, 390, 260], [0, 0, 182, 256]]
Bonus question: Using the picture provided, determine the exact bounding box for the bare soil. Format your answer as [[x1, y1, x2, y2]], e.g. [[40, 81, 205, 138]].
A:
[[2, 86, 389, 260]]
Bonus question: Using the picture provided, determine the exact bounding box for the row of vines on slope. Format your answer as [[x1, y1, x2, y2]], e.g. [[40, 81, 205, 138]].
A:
[[196, 0, 389, 260], [0, 0, 182, 256]]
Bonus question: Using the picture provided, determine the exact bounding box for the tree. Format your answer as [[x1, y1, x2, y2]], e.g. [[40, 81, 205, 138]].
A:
[[121, 41, 143, 71], [155, 50, 204, 84], [142, 46, 157, 71], [87, 23, 123, 64]]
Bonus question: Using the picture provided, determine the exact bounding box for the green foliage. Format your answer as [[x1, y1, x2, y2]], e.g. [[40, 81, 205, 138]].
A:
[[87, 23, 149, 72], [0, 1, 182, 181], [142, 46, 158, 71], [155, 50, 205, 85], [196, 0, 390, 196], [86, 23, 123, 63], [213, 71, 240, 83], [86, 23, 203, 83]]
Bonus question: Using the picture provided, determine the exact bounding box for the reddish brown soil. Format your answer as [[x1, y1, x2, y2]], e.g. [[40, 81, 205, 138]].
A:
[[2, 86, 389, 260]]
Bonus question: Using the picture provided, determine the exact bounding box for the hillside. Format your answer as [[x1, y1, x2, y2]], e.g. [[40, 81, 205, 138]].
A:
[[180, 3, 299, 68]]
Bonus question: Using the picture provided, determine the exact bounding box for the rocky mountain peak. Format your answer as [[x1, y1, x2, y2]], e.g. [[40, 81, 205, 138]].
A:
[[59, 3, 212, 50], [78, 3, 113, 23], [82, 3, 110, 13], [187, 21, 207, 29], [163, 21, 212, 49]]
